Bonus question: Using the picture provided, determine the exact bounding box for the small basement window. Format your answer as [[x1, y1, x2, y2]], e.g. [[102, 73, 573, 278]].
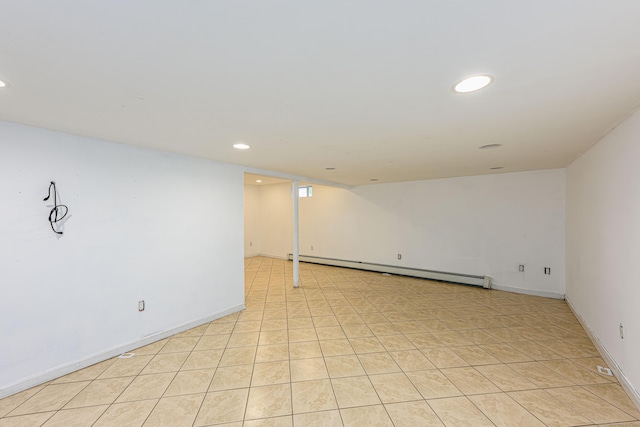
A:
[[299, 186, 313, 198]]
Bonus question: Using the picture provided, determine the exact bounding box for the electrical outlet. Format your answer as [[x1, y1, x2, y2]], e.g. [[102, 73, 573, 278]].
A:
[[620, 323, 624, 339], [397, 253, 402, 260], [544, 267, 551, 275], [597, 365, 613, 376], [138, 300, 145, 312], [519, 264, 525, 272]]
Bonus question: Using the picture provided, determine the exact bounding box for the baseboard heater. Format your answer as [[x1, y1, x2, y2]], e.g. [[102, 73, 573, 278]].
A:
[[287, 254, 492, 289]]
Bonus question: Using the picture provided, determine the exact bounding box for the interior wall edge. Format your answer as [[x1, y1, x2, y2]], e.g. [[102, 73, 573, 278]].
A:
[[0, 303, 245, 400], [565, 296, 640, 411]]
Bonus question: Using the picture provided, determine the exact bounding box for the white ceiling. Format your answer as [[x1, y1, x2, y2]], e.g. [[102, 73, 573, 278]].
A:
[[2, 1, 640, 186]]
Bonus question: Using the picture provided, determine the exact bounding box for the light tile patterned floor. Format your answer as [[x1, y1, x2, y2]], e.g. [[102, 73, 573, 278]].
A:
[[1, 256, 639, 426]]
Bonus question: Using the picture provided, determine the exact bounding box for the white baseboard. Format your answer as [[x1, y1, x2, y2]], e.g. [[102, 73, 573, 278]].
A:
[[0, 304, 245, 400], [491, 284, 565, 300], [565, 297, 640, 411]]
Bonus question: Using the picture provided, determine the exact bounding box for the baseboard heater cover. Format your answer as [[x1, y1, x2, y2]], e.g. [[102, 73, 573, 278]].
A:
[[287, 254, 492, 289]]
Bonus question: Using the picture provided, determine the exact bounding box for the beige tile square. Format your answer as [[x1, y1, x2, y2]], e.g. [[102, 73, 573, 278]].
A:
[[389, 350, 436, 372], [441, 366, 501, 395], [0, 385, 46, 417], [406, 370, 462, 399], [369, 372, 422, 403], [251, 361, 291, 386], [332, 376, 381, 408], [181, 349, 223, 370], [93, 400, 158, 427], [583, 383, 640, 418], [541, 359, 613, 385], [259, 330, 289, 345], [316, 326, 347, 340], [244, 416, 293, 426], [479, 343, 533, 363], [261, 319, 288, 331], [204, 322, 235, 335], [357, 352, 401, 375], [209, 364, 253, 391], [233, 320, 262, 333], [256, 344, 289, 363], [51, 359, 116, 384], [469, 393, 546, 427], [292, 379, 338, 413], [227, 331, 261, 348], [313, 316, 340, 327], [509, 389, 591, 426], [385, 400, 444, 426], [143, 393, 204, 426], [194, 334, 231, 351], [325, 355, 366, 378], [450, 345, 501, 366], [377, 335, 416, 352], [64, 377, 134, 408], [9, 382, 91, 416], [164, 369, 215, 396], [349, 337, 386, 354], [289, 328, 318, 342], [219, 346, 256, 366], [545, 386, 635, 424], [116, 372, 175, 402], [98, 355, 154, 379], [42, 405, 108, 427], [132, 340, 169, 355], [320, 339, 355, 356], [475, 364, 538, 392], [194, 388, 249, 426], [428, 396, 495, 427], [245, 383, 292, 420], [289, 341, 323, 359], [420, 347, 469, 368], [508, 361, 575, 388], [140, 352, 189, 374], [290, 357, 329, 382], [0, 412, 55, 427], [340, 404, 394, 427], [158, 336, 200, 353], [288, 317, 315, 329], [293, 410, 343, 427]]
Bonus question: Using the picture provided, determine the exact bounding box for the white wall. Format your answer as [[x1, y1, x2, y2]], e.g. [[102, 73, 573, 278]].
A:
[[244, 184, 260, 257], [566, 108, 640, 398], [0, 121, 245, 398], [257, 182, 293, 259]]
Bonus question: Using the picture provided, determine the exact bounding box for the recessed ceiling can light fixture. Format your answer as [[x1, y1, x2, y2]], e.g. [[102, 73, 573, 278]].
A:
[[233, 143, 251, 150], [479, 143, 502, 150], [325, 167, 335, 170], [369, 178, 379, 182], [490, 166, 504, 170], [453, 74, 493, 93]]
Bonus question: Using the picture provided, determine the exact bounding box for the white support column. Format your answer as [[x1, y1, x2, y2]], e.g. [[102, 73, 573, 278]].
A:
[[292, 180, 300, 288]]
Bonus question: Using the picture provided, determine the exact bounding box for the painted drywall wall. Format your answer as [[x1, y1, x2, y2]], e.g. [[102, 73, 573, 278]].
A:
[[566, 108, 640, 398], [244, 184, 260, 257], [257, 182, 293, 259], [294, 170, 566, 296], [0, 121, 245, 397]]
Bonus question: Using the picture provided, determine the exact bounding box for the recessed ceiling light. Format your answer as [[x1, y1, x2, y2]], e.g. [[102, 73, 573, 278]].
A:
[[0, 80, 7, 88], [453, 75, 493, 93], [369, 178, 379, 182], [256, 179, 262, 183], [233, 143, 251, 150], [490, 166, 504, 170], [325, 167, 335, 171], [479, 144, 502, 150]]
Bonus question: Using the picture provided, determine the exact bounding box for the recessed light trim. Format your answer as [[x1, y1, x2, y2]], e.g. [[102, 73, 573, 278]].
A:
[[479, 144, 502, 150], [233, 143, 251, 150], [369, 178, 379, 182], [325, 167, 335, 171], [490, 166, 504, 170], [453, 74, 493, 93]]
